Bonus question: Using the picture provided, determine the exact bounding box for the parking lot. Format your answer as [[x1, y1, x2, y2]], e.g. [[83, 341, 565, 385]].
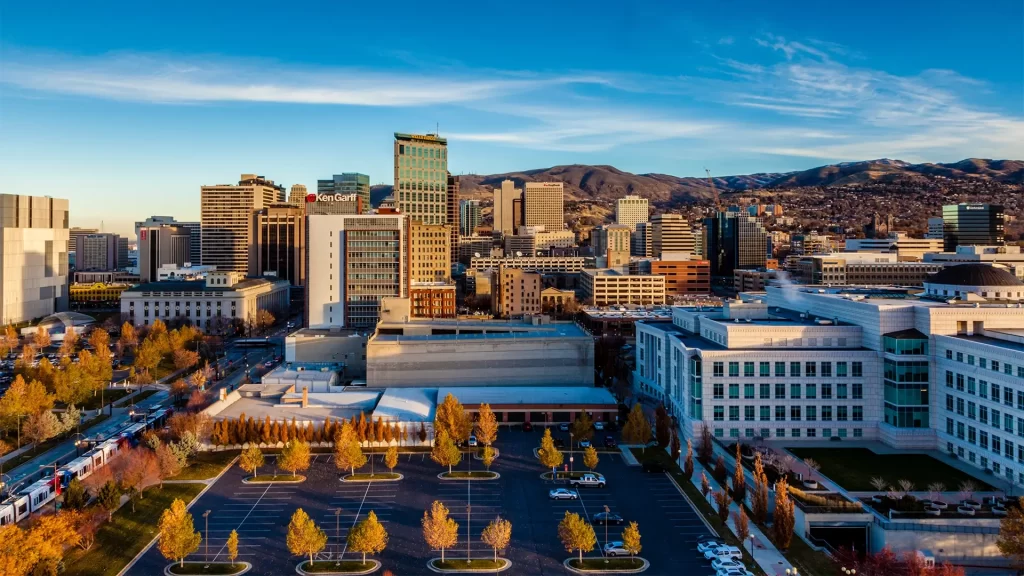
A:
[[128, 429, 721, 576]]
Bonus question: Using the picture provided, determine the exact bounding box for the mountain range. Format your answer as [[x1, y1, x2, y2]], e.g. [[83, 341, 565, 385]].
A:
[[370, 158, 1022, 207]]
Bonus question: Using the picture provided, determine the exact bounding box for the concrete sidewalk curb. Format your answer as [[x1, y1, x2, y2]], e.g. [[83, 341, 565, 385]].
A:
[[296, 559, 381, 575], [562, 557, 649, 574], [437, 471, 501, 481], [163, 561, 251, 576], [426, 558, 512, 573]]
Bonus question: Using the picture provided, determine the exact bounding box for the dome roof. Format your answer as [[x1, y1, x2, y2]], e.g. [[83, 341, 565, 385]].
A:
[[927, 264, 1023, 287]]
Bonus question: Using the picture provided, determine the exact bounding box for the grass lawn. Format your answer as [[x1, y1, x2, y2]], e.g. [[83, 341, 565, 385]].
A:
[[541, 471, 598, 480], [630, 448, 766, 576], [120, 388, 158, 406], [4, 413, 111, 469], [167, 562, 248, 575], [345, 472, 401, 480], [441, 471, 498, 479], [64, 483, 206, 576], [248, 474, 304, 482], [431, 558, 508, 570], [788, 447, 993, 491], [75, 389, 131, 411], [168, 451, 239, 481], [567, 557, 644, 570], [299, 560, 378, 573]]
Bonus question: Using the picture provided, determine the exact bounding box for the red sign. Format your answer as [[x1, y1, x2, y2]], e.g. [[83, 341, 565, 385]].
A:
[[306, 193, 317, 203], [140, 229, 147, 241]]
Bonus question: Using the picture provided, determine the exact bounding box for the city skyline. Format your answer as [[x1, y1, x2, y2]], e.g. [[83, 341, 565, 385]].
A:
[[1, 0, 1022, 237]]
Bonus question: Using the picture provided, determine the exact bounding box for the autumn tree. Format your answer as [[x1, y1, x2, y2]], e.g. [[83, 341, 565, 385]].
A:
[[287, 508, 327, 565], [700, 472, 711, 499], [279, 440, 311, 478], [63, 478, 88, 511], [431, 429, 462, 474], [482, 445, 496, 471], [714, 489, 731, 523], [134, 338, 163, 380], [558, 511, 597, 564], [997, 496, 1024, 571], [481, 516, 512, 563], [713, 455, 727, 484], [571, 410, 594, 444], [97, 480, 121, 521], [23, 411, 60, 449], [670, 430, 681, 461], [384, 445, 399, 474], [0, 325, 18, 357], [583, 446, 599, 471], [538, 427, 564, 471], [239, 444, 264, 478], [683, 440, 694, 480], [156, 443, 182, 487], [434, 393, 471, 444], [334, 422, 367, 476], [347, 510, 388, 564], [119, 322, 138, 354], [773, 476, 796, 550], [475, 403, 499, 447], [114, 448, 160, 511], [732, 444, 747, 503], [622, 521, 642, 564], [654, 404, 671, 448], [621, 404, 651, 447], [158, 498, 202, 568], [33, 326, 51, 349], [422, 500, 459, 562], [173, 348, 200, 371], [734, 507, 750, 542], [698, 424, 714, 463], [227, 530, 239, 567], [58, 329, 78, 359], [751, 453, 770, 524]]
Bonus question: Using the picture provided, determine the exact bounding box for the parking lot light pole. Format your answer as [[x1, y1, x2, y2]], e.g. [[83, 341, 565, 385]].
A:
[[749, 534, 755, 564], [335, 508, 342, 565], [603, 505, 610, 563], [203, 510, 211, 564]]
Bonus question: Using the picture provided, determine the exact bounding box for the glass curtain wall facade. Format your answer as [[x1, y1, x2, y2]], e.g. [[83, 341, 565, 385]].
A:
[[882, 330, 930, 428]]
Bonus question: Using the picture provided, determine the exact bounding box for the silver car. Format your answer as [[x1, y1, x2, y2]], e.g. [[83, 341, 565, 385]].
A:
[[548, 488, 579, 500]]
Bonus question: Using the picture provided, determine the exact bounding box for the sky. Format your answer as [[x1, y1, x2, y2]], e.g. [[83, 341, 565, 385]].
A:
[[1, 0, 1022, 237]]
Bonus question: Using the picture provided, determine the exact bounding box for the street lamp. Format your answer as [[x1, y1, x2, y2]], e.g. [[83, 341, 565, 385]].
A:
[[603, 505, 610, 564], [334, 508, 343, 565], [749, 534, 755, 564], [71, 433, 85, 457], [203, 510, 212, 564], [569, 433, 574, 474], [841, 569, 856, 575]]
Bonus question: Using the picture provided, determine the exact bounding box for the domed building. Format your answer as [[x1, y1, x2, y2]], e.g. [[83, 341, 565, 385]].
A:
[[922, 263, 1024, 302]]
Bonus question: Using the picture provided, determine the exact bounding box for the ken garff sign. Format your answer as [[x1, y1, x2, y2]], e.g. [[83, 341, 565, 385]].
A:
[[307, 193, 357, 202]]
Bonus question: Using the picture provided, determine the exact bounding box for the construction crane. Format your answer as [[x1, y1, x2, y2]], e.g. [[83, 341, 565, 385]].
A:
[[704, 168, 720, 213]]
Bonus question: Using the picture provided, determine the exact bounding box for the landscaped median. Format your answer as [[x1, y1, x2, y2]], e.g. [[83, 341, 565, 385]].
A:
[[295, 559, 381, 574], [540, 471, 594, 481], [427, 558, 512, 573], [437, 470, 500, 480], [164, 561, 251, 575], [342, 472, 403, 482], [243, 474, 305, 483], [563, 557, 649, 574]]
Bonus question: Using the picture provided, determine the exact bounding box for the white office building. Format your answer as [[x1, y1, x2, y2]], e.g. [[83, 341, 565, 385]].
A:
[[615, 195, 649, 231], [634, 263, 1024, 488], [0, 194, 70, 325]]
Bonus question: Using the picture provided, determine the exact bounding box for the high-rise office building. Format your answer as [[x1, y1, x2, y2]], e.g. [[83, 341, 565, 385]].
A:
[[492, 179, 521, 237], [926, 217, 944, 240], [253, 204, 306, 286], [702, 212, 770, 276], [492, 266, 541, 318], [651, 213, 695, 257], [200, 174, 285, 273], [942, 203, 1004, 252], [305, 194, 363, 216], [409, 222, 450, 283], [288, 184, 308, 207], [135, 216, 202, 265], [615, 195, 649, 231], [75, 233, 120, 271], [446, 174, 460, 270], [592, 225, 631, 268], [459, 200, 481, 237], [138, 225, 191, 282], [317, 174, 370, 214], [69, 227, 98, 252], [523, 182, 564, 232], [0, 194, 70, 325], [394, 133, 448, 225], [117, 237, 130, 269], [307, 214, 408, 329], [631, 222, 652, 257]]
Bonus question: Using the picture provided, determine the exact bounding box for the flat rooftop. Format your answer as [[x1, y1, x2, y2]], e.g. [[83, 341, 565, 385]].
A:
[[125, 277, 283, 293], [951, 334, 1024, 354], [217, 388, 382, 423], [436, 386, 617, 407], [373, 320, 588, 342], [289, 327, 369, 338], [374, 388, 438, 423]]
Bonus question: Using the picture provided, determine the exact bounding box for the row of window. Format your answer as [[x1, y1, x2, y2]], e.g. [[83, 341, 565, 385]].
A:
[[714, 427, 864, 439], [946, 442, 1022, 485], [712, 405, 864, 422], [711, 361, 863, 378], [946, 371, 1024, 408], [946, 393, 1024, 438], [712, 382, 863, 400], [947, 417, 1024, 465], [946, 350, 1024, 378]]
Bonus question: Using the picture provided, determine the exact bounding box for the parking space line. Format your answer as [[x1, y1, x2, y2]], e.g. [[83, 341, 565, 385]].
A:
[[209, 482, 276, 563]]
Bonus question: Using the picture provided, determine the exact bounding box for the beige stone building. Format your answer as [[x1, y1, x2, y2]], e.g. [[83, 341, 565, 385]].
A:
[[492, 266, 541, 318], [615, 195, 649, 231], [492, 179, 522, 237], [201, 174, 285, 272], [409, 222, 451, 283], [581, 268, 666, 306], [523, 182, 564, 232]]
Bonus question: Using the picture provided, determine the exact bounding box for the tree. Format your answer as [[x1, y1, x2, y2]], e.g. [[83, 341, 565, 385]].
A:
[[683, 440, 694, 480], [170, 379, 190, 404], [481, 516, 512, 562], [475, 403, 499, 447], [384, 445, 399, 474], [481, 446, 496, 471], [227, 530, 239, 567], [59, 329, 78, 359], [97, 480, 121, 521], [347, 510, 388, 564], [134, 338, 163, 380], [422, 501, 459, 562], [173, 349, 200, 371], [279, 440, 311, 477], [0, 325, 18, 357], [418, 422, 428, 443], [334, 422, 367, 476], [63, 478, 88, 511], [670, 431, 681, 461], [751, 453, 770, 524], [997, 496, 1024, 571], [714, 489, 731, 523], [583, 446, 599, 471], [621, 521, 642, 563], [434, 393, 471, 444], [287, 508, 327, 565], [654, 405, 670, 448], [537, 428, 564, 471], [734, 507, 750, 543], [23, 411, 60, 449], [698, 424, 714, 462], [773, 476, 795, 550], [712, 455, 727, 484], [33, 326, 51, 349], [558, 511, 597, 564], [156, 443, 182, 487], [158, 498, 202, 568], [114, 448, 160, 511], [700, 472, 711, 499], [732, 444, 747, 503], [239, 444, 264, 478], [431, 429, 461, 474], [621, 404, 652, 447], [571, 411, 594, 444], [119, 322, 138, 354]]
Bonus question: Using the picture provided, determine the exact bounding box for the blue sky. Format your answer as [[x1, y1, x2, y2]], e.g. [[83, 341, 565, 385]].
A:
[[1, 0, 1022, 237]]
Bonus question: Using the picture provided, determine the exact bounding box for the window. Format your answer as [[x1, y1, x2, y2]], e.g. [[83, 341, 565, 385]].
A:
[[994, 383, 1002, 401], [1018, 391, 1024, 411], [776, 428, 786, 438], [993, 435, 1001, 454], [852, 383, 863, 400], [957, 374, 965, 391], [1008, 414, 1016, 434], [775, 383, 786, 399], [852, 362, 863, 377], [715, 428, 724, 438], [821, 362, 832, 378], [992, 360, 1000, 372], [729, 406, 740, 421], [729, 384, 740, 399], [713, 383, 724, 399], [946, 371, 953, 388], [791, 406, 802, 421], [744, 383, 755, 399], [791, 384, 801, 399], [744, 362, 755, 378], [729, 362, 739, 377], [980, 381, 989, 399], [822, 406, 833, 421], [837, 406, 848, 421], [775, 406, 786, 421], [775, 362, 786, 377], [760, 406, 770, 421], [837, 362, 848, 378], [822, 383, 833, 400], [946, 394, 954, 411], [957, 422, 965, 440], [805, 384, 817, 399], [968, 378, 976, 395], [1007, 387, 1015, 407], [790, 362, 801, 377], [981, 430, 989, 449], [853, 406, 863, 421], [980, 405, 989, 425], [823, 428, 832, 438], [1007, 440, 1015, 459], [956, 352, 963, 362], [956, 397, 965, 415], [792, 428, 801, 438], [807, 428, 817, 437], [806, 406, 817, 421], [713, 362, 724, 377], [759, 384, 771, 399], [968, 355, 975, 366], [946, 350, 953, 359], [969, 426, 977, 444], [713, 406, 724, 421], [980, 358, 988, 369], [837, 383, 848, 400], [805, 362, 817, 377], [745, 406, 755, 421], [968, 402, 977, 420], [760, 362, 770, 377]]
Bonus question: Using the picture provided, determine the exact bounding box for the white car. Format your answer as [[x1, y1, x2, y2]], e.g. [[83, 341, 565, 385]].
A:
[[579, 439, 591, 448], [704, 546, 742, 561], [549, 488, 579, 500], [468, 435, 478, 447], [594, 422, 605, 431], [559, 423, 570, 431], [603, 541, 628, 557], [711, 558, 744, 571], [717, 569, 754, 576], [696, 540, 726, 554]]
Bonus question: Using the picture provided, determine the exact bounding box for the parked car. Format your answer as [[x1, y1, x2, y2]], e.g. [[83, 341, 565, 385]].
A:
[[549, 488, 579, 500], [592, 512, 624, 525], [603, 541, 628, 557], [594, 422, 605, 431], [704, 546, 742, 561], [522, 421, 533, 432], [559, 423, 570, 431], [641, 460, 667, 473], [604, 436, 617, 449], [711, 558, 744, 572], [569, 473, 606, 488], [468, 435, 478, 447], [696, 540, 726, 554], [716, 569, 754, 576], [579, 439, 591, 448]]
